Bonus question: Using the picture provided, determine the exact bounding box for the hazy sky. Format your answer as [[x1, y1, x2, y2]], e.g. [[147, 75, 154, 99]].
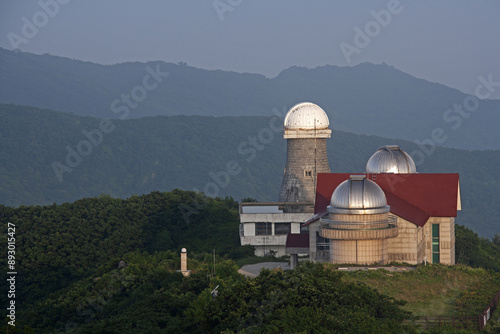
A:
[[1, 0, 499, 98]]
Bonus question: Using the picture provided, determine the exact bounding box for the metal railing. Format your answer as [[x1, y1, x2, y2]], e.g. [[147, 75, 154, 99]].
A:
[[239, 201, 314, 214], [410, 289, 500, 331], [320, 215, 397, 231], [410, 315, 482, 331], [479, 289, 500, 330]]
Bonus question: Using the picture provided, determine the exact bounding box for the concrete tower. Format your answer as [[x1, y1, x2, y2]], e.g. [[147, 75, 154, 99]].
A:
[[279, 102, 332, 204]]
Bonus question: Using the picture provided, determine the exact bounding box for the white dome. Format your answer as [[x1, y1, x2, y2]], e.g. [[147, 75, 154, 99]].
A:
[[366, 146, 416, 174], [284, 102, 330, 130], [328, 175, 390, 215], [181, 248, 187, 253]]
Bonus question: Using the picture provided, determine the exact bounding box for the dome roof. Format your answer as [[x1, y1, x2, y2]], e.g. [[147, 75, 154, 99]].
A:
[[284, 102, 330, 130], [366, 145, 416, 174], [328, 175, 390, 214]]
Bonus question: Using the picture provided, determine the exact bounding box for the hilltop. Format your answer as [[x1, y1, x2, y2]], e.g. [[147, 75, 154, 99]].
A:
[[1, 104, 500, 237]]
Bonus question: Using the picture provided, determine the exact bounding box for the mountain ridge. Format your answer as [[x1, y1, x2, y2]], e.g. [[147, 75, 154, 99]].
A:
[[2, 48, 499, 150]]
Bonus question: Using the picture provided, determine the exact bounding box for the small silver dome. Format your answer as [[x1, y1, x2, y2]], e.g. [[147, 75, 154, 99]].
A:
[[366, 145, 416, 174], [328, 175, 390, 214]]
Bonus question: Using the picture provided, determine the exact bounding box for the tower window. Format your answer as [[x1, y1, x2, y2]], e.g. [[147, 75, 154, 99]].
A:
[[275, 223, 291, 235], [255, 222, 272, 235], [304, 170, 312, 177], [316, 232, 330, 251]]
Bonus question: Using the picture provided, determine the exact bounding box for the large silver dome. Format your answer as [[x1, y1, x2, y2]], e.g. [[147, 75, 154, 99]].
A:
[[328, 175, 390, 215], [366, 145, 416, 174], [284, 102, 330, 130]]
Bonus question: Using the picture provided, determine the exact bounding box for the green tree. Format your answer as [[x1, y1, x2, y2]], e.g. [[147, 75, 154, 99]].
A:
[[187, 262, 413, 333]]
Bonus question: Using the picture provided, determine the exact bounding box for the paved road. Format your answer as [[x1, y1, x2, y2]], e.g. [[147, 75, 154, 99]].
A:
[[239, 262, 416, 277], [238, 262, 289, 278], [337, 266, 416, 272]]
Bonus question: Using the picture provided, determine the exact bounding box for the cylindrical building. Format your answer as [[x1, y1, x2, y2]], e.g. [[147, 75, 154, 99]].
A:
[[320, 175, 398, 265], [279, 102, 332, 205]]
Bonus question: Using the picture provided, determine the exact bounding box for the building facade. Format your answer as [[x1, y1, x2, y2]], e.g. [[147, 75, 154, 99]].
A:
[[239, 103, 461, 266], [300, 151, 460, 266], [240, 102, 331, 256]]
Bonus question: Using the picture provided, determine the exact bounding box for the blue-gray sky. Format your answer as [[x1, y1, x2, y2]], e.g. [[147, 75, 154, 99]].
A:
[[1, 0, 499, 98]]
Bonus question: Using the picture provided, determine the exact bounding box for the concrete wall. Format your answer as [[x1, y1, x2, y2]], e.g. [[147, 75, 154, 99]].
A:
[[387, 217, 419, 264], [240, 212, 311, 224], [279, 138, 330, 203], [330, 239, 389, 265], [387, 216, 455, 265], [308, 220, 325, 262], [254, 244, 287, 257]]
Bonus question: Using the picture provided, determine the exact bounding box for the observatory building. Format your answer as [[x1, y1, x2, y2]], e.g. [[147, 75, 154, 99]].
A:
[[319, 175, 398, 265], [239, 102, 331, 256], [239, 102, 461, 266]]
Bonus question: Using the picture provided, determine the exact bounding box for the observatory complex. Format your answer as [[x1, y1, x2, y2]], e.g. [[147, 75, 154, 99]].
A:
[[239, 102, 460, 266]]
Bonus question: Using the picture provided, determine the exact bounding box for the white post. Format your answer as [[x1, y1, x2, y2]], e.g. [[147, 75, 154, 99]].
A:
[[181, 248, 189, 276]]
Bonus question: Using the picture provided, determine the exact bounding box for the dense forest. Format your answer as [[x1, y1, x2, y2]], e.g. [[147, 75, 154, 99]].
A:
[[1, 47, 500, 150], [1, 104, 500, 237], [2, 189, 500, 332]]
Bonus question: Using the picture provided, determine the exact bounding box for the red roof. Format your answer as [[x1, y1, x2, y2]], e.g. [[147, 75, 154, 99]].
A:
[[285, 233, 310, 248], [311, 173, 460, 227]]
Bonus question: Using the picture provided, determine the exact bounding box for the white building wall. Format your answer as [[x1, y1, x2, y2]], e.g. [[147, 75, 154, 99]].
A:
[[240, 212, 311, 257]]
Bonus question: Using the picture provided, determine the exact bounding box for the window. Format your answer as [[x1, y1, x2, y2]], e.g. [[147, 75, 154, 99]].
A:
[[255, 222, 272, 235], [304, 170, 312, 177], [432, 224, 440, 263], [316, 232, 330, 251], [275, 223, 291, 235]]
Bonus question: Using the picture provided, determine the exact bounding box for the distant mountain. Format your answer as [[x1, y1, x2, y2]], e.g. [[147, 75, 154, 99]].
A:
[[1, 104, 499, 237], [1, 48, 499, 150]]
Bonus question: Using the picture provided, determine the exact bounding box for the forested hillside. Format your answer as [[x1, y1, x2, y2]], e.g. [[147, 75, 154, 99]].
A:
[[1, 190, 500, 333], [0, 190, 412, 333], [1, 48, 499, 149], [1, 104, 500, 237], [0, 191, 241, 317]]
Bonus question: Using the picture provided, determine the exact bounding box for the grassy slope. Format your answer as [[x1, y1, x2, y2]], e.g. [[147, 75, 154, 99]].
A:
[[340, 264, 500, 317]]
